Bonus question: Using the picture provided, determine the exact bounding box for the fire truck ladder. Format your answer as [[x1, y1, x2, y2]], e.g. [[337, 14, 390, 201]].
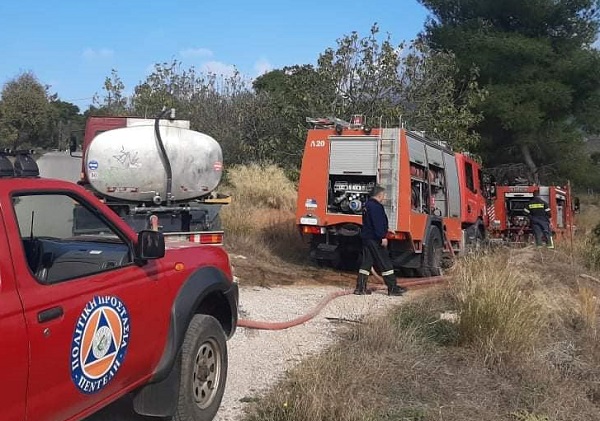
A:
[[378, 128, 399, 231]]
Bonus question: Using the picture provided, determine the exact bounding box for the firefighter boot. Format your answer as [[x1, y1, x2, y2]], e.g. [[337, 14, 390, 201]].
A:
[[383, 271, 406, 296], [353, 273, 372, 295]]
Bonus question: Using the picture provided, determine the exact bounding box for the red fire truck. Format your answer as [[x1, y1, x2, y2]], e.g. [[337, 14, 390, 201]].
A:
[[486, 183, 577, 245], [295, 116, 488, 276]]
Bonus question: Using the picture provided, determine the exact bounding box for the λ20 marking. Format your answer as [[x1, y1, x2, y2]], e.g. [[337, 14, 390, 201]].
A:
[[70, 296, 130, 394], [310, 140, 325, 148]]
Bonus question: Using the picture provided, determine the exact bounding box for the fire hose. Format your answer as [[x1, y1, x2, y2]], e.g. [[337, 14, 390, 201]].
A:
[[237, 274, 448, 331]]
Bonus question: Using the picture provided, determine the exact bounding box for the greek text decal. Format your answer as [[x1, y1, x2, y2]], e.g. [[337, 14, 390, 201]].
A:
[[70, 296, 130, 394]]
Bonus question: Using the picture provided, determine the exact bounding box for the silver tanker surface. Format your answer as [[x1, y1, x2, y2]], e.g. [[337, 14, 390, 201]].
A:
[[85, 124, 223, 203]]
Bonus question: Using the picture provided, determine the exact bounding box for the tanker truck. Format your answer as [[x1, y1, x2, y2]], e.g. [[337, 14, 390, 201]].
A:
[[70, 109, 230, 243]]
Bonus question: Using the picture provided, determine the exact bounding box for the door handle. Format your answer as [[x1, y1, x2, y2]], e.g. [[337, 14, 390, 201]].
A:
[[38, 306, 63, 323]]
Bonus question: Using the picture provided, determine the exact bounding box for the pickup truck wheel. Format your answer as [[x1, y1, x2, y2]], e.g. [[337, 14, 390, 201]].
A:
[[175, 315, 227, 421]]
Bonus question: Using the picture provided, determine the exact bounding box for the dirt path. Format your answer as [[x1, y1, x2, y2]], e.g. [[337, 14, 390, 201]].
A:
[[214, 285, 403, 421], [87, 284, 403, 421]]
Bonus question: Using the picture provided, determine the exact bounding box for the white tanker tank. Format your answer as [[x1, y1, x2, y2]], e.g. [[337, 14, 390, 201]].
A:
[[84, 123, 223, 204]]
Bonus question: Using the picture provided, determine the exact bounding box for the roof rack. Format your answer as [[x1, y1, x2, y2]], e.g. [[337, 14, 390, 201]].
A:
[[0, 149, 40, 178]]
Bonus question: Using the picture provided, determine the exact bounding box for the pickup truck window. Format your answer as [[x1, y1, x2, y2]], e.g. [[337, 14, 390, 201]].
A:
[[12, 193, 132, 284]]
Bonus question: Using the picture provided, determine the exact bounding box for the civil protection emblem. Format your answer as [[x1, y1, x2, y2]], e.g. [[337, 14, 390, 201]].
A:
[[70, 296, 130, 394]]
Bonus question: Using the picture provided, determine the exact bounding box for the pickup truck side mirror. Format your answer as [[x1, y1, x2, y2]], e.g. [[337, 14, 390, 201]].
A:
[[69, 135, 83, 158], [69, 135, 77, 154], [136, 230, 165, 261], [574, 197, 581, 213]]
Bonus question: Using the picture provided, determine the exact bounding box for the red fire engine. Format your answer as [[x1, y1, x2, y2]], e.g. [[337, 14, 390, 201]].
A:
[[486, 183, 577, 245], [295, 116, 488, 276]]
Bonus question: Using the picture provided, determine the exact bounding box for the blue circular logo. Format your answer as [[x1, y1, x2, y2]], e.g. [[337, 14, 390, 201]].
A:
[[88, 160, 99, 170], [70, 296, 130, 394]]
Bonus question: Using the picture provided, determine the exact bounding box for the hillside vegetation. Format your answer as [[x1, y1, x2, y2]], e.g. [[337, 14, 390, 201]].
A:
[[241, 198, 600, 421]]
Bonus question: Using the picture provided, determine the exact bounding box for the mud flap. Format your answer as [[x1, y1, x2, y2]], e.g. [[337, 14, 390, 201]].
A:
[[312, 243, 341, 266], [133, 351, 181, 417]]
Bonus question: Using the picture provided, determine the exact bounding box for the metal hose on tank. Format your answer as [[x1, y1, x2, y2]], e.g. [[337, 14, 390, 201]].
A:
[[155, 108, 174, 205]]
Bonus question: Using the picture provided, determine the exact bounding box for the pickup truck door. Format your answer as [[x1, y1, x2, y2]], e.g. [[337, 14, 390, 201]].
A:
[[5, 191, 168, 421], [0, 207, 29, 421]]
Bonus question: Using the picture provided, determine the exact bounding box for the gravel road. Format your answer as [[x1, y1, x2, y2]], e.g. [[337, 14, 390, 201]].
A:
[[87, 284, 402, 421], [215, 285, 402, 421]]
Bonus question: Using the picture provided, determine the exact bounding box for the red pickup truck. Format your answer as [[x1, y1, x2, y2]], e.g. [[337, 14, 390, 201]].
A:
[[0, 151, 238, 421]]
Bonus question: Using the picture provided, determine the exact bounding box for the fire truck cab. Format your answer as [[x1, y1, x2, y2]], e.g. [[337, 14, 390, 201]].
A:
[[295, 116, 487, 276]]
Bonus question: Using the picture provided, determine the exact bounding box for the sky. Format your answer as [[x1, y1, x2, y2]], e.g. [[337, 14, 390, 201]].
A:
[[0, 0, 430, 111]]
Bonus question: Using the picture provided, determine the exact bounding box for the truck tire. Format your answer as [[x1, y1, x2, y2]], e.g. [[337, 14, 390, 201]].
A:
[[465, 223, 485, 254], [417, 228, 443, 277], [174, 315, 227, 421]]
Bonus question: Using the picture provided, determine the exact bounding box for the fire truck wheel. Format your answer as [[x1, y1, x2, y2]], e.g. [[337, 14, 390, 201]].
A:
[[418, 228, 443, 277], [466, 226, 485, 253], [175, 315, 227, 421], [399, 267, 417, 278]]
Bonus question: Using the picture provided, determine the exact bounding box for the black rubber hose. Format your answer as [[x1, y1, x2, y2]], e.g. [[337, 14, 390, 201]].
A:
[[154, 109, 173, 205]]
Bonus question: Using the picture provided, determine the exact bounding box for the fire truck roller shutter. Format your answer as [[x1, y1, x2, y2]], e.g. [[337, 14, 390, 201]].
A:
[[329, 137, 378, 176], [539, 186, 551, 206], [407, 135, 427, 165], [425, 146, 447, 217], [443, 153, 461, 219]]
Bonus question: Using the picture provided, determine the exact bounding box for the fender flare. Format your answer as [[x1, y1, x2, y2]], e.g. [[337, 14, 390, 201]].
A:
[[133, 266, 238, 417]]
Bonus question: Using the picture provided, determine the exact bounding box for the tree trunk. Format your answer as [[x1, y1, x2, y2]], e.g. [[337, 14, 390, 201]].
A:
[[520, 143, 539, 184]]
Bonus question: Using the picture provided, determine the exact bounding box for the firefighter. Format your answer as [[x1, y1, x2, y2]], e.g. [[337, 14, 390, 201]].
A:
[[354, 186, 406, 296], [524, 189, 554, 248]]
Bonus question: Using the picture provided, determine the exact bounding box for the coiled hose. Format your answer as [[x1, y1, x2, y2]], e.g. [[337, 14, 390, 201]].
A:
[[237, 275, 448, 330]]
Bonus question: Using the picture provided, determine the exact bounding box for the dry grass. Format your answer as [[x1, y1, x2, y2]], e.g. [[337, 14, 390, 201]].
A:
[[221, 164, 301, 252], [576, 286, 599, 337], [449, 252, 544, 366], [220, 164, 319, 285], [244, 248, 600, 421], [224, 164, 297, 211], [225, 185, 600, 419]]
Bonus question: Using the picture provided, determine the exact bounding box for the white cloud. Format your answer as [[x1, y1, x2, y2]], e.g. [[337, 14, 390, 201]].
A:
[[179, 47, 214, 59], [201, 61, 237, 77], [593, 37, 600, 50], [82, 48, 114, 60], [253, 58, 273, 76]]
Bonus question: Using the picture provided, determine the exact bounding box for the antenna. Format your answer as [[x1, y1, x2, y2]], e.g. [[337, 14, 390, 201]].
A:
[[29, 210, 35, 241]]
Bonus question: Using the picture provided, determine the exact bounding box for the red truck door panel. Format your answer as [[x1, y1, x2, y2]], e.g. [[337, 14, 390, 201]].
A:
[[5, 192, 166, 421], [0, 209, 29, 421], [461, 160, 484, 224]]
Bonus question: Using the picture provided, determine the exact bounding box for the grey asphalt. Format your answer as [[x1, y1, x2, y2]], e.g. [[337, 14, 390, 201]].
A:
[[37, 150, 82, 182]]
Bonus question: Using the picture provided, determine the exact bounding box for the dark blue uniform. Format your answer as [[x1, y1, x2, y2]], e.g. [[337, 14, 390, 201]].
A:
[[355, 197, 403, 295], [524, 195, 553, 247], [361, 198, 389, 242]]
